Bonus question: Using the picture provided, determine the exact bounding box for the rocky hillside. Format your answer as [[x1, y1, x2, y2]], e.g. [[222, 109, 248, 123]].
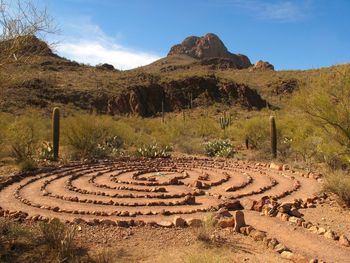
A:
[[0, 33, 348, 116]]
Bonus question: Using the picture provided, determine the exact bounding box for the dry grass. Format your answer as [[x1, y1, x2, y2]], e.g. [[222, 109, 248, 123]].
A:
[[324, 171, 350, 206]]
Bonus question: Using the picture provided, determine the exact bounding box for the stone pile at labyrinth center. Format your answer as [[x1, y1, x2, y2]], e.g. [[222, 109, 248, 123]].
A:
[[0, 157, 320, 227]]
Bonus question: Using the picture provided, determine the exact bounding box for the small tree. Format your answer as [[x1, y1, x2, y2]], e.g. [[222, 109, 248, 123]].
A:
[[0, 0, 58, 66], [294, 68, 350, 167]]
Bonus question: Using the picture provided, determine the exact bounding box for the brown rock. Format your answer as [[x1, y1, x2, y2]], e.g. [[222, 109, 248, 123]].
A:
[[221, 199, 243, 210], [252, 60, 274, 71], [218, 218, 235, 228], [233, 210, 246, 232], [240, 198, 256, 210], [250, 230, 267, 241], [167, 33, 252, 69], [173, 216, 187, 227]]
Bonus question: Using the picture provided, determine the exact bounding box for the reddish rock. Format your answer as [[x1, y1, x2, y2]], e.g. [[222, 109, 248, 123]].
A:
[[173, 216, 187, 227], [167, 33, 252, 69], [233, 210, 246, 232], [218, 218, 235, 228], [251, 60, 274, 71]]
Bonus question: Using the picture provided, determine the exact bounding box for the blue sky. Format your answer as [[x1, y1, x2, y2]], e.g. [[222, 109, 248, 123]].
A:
[[39, 0, 350, 70]]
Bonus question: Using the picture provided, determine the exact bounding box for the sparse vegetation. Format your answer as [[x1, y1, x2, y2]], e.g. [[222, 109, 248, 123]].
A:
[[205, 140, 236, 158]]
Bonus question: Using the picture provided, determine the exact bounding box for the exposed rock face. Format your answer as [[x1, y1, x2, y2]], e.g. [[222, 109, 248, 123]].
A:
[[268, 78, 299, 95], [5, 76, 269, 117], [168, 33, 251, 69], [252, 60, 274, 71], [106, 76, 268, 116]]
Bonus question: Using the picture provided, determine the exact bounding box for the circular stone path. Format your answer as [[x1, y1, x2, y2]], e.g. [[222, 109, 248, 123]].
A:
[[0, 157, 321, 226]]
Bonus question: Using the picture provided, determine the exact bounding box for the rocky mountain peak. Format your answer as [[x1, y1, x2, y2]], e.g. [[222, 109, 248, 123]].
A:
[[167, 33, 252, 69]]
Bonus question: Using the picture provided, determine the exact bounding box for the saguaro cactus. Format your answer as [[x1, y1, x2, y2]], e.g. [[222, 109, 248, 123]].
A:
[[270, 116, 277, 158], [52, 107, 60, 161], [161, 100, 165, 123], [220, 112, 232, 130]]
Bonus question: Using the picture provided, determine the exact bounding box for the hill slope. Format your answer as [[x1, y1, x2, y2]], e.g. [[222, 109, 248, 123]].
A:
[[0, 34, 349, 116]]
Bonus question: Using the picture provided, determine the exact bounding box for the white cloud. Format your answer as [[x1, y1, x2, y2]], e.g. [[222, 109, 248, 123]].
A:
[[53, 18, 161, 70]]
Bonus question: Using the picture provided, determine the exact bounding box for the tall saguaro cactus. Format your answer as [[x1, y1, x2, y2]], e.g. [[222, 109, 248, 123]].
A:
[[52, 107, 60, 161], [270, 116, 277, 159]]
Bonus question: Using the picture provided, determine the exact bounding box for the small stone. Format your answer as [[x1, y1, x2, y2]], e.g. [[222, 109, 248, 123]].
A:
[[173, 216, 187, 227], [218, 218, 235, 228], [240, 225, 254, 235], [289, 208, 303, 218], [157, 221, 173, 228], [233, 210, 246, 232], [324, 230, 336, 240], [240, 198, 256, 210], [278, 202, 293, 213], [339, 235, 350, 247], [215, 208, 232, 218], [280, 251, 294, 259], [250, 230, 267, 241], [268, 238, 279, 249], [274, 243, 289, 253], [270, 163, 282, 170], [308, 226, 319, 234], [317, 227, 326, 235]]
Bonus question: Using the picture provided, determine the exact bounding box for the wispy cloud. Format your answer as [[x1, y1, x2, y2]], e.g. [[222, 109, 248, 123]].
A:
[[221, 0, 312, 22], [52, 18, 160, 70]]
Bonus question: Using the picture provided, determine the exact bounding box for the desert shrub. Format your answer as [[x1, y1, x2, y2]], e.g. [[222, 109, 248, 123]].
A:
[[324, 171, 350, 206], [230, 116, 271, 149], [5, 114, 44, 162], [39, 141, 55, 161], [195, 214, 217, 243], [205, 140, 236, 158], [17, 158, 37, 172], [293, 69, 350, 168], [97, 135, 124, 158], [63, 114, 119, 159], [136, 143, 172, 158], [39, 218, 77, 260]]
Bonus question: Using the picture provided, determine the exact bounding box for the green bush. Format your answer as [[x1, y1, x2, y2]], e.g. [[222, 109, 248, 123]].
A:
[[205, 140, 236, 158], [6, 114, 45, 162], [63, 115, 118, 159], [136, 143, 172, 158], [39, 142, 55, 161], [293, 69, 350, 168]]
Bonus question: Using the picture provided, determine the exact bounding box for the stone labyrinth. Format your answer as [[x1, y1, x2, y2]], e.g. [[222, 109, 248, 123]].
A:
[[0, 157, 320, 227]]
